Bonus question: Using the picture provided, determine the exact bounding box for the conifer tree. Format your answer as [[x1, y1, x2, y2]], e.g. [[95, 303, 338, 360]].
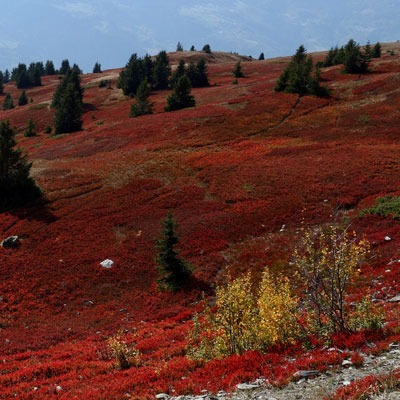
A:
[[258, 52, 265, 60], [202, 44, 211, 54], [118, 54, 145, 96], [0, 120, 41, 210], [3, 69, 10, 83], [165, 75, 195, 112], [323, 46, 339, 67], [233, 61, 244, 78], [143, 54, 154, 84], [28, 62, 42, 86], [45, 60, 56, 75], [24, 118, 36, 137], [190, 45, 195, 51], [186, 61, 198, 87], [129, 79, 153, 118], [35, 62, 45, 76], [93, 62, 102, 73], [342, 39, 369, 74], [15, 64, 30, 88], [170, 59, 186, 88], [59, 59, 71, 75], [364, 41, 372, 59], [3, 93, 14, 110], [155, 212, 192, 291], [372, 42, 382, 58], [18, 90, 28, 106], [53, 82, 83, 134], [274, 45, 330, 97], [52, 67, 83, 109], [185, 58, 209, 88], [176, 42, 184, 52], [153, 50, 171, 90], [0, 79, 3, 95], [194, 57, 209, 87], [72, 63, 83, 74], [52, 66, 84, 134], [333, 46, 345, 65]]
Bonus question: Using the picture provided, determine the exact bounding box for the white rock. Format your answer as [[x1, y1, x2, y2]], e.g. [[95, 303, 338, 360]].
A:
[[388, 294, 400, 302], [343, 380, 351, 386], [342, 359, 352, 367], [385, 236, 392, 241], [56, 385, 62, 392], [155, 394, 169, 399], [294, 370, 319, 378], [237, 383, 260, 390], [100, 259, 114, 268]]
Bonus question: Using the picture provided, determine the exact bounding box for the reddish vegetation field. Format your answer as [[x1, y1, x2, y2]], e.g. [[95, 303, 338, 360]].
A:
[[1, 48, 400, 399]]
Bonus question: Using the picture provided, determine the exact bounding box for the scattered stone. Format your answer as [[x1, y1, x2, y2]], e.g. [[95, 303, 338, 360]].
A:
[[280, 224, 286, 232], [56, 385, 62, 392], [388, 294, 400, 302], [100, 259, 114, 268], [1, 236, 20, 249], [343, 380, 351, 386], [156, 394, 169, 399], [342, 360, 352, 367], [237, 383, 260, 390], [388, 259, 400, 265], [385, 236, 392, 241], [293, 370, 319, 379]]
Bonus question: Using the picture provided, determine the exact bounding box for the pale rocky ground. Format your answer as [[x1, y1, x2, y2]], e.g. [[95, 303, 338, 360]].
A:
[[156, 344, 400, 400]]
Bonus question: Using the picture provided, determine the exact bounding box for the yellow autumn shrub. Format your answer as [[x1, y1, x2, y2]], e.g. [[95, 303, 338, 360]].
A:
[[293, 225, 370, 333], [187, 269, 299, 359], [257, 269, 299, 348], [108, 330, 140, 370]]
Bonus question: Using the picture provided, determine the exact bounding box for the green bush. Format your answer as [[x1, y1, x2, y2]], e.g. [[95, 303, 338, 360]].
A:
[[360, 196, 400, 218]]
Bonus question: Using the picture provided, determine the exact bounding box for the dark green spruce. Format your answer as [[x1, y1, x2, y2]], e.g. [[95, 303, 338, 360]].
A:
[[155, 212, 193, 291], [0, 120, 41, 211]]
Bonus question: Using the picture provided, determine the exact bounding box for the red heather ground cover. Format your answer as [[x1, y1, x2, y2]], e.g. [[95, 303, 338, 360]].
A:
[[1, 49, 400, 399]]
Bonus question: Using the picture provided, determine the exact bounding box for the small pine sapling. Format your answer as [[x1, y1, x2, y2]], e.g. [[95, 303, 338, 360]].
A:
[[155, 212, 193, 291]]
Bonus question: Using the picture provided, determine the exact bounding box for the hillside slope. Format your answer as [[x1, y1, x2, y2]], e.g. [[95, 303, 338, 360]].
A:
[[1, 48, 400, 399]]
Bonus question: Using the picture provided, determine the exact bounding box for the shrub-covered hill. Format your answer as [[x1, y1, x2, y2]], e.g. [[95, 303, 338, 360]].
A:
[[1, 45, 400, 399]]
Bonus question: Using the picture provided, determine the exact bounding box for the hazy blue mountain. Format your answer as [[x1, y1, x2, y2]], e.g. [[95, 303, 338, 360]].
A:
[[0, 0, 398, 72]]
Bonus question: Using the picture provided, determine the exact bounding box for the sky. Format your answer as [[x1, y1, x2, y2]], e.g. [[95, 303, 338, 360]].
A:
[[0, 0, 399, 72]]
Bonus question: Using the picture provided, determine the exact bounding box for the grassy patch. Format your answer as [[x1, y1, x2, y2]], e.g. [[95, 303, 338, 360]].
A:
[[359, 114, 370, 124], [50, 133, 67, 140], [30, 103, 49, 110], [360, 196, 400, 218]]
